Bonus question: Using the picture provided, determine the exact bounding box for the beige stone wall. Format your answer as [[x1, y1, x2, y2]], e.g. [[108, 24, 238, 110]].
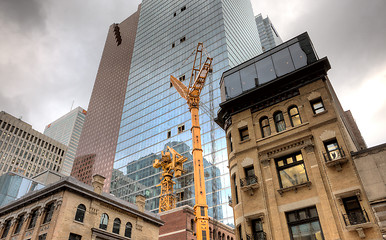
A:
[[227, 79, 383, 240]]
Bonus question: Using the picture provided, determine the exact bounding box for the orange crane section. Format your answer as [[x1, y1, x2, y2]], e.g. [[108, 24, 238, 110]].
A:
[[170, 42, 213, 240], [153, 146, 187, 212]]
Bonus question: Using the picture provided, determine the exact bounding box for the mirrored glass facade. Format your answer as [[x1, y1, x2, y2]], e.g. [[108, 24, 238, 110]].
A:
[[111, 0, 262, 225]]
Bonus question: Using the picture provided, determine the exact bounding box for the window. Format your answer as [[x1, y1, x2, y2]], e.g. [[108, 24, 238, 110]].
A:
[[288, 106, 302, 127], [178, 125, 185, 133], [172, 42, 175, 48], [310, 98, 325, 114], [342, 196, 368, 225], [125, 222, 132, 238], [38, 234, 47, 240], [75, 204, 86, 222], [238, 225, 242, 240], [180, 36, 186, 43], [112, 218, 121, 234], [191, 219, 194, 231], [167, 130, 171, 139], [239, 127, 249, 141], [28, 209, 39, 229], [1, 219, 11, 238], [243, 166, 257, 186], [229, 134, 233, 152], [173, 12, 176, 17], [276, 152, 308, 188], [260, 117, 271, 137], [99, 213, 109, 230], [181, 6, 186, 11], [233, 174, 239, 204], [251, 219, 265, 240], [286, 206, 324, 240], [179, 75, 185, 81], [324, 140, 342, 161], [43, 203, 55, 224], [170, 82, 173, 88], [14, 214, 25, 234], [274, 111, 286, 132], [69, 233, 82, 240]]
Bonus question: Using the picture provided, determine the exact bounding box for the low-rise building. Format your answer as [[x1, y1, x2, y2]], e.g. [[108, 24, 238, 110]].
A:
[[0, 175, 163, 240]]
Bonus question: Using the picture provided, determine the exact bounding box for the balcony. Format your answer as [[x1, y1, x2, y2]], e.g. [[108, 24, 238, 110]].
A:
[[246, 232, 267, 240], [343, 209, 369, 226], [240, 175, 259, 195], [323, 147, 348, 171]]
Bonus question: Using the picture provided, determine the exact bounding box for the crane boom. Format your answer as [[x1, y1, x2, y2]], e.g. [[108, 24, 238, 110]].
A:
[[171, 42, 213, 240]]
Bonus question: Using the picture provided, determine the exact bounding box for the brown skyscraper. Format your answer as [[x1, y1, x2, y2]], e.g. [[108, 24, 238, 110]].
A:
[[71, 6, 141, 191]]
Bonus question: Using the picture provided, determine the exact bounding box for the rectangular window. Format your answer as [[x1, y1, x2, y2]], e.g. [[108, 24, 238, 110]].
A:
[[286, 206, 324, 240], [342, 196, 368, 225], [324, 139, 342, 161], [28, 209, 39, 229], [69, 233, 82, 240], [172, 42, 175, 48], [229, 134, 233, 152], [181, 6, 186, 11], [239, 127, 249, 141], [38, 234, 47, 240], [178, 125, 185, 133], [167, 130, 171, 139], [233, 174, 239, 204], [251, 219, 265, 240], [243, 166, 257, 186], [276, 152, 308, 188], [310, 98, 325, 114], [179, 75, 185, 81], [180, 36, 186, 43]]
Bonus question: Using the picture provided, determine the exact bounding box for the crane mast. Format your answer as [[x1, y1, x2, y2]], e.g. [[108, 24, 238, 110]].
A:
[[170, 42, 213, 240]]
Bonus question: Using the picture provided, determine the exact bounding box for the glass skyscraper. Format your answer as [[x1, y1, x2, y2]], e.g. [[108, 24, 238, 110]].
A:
[[111, 0, 262, 225]]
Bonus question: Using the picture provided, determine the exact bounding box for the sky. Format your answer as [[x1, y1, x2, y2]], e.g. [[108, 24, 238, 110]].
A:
[[0, 0, 385, 147]]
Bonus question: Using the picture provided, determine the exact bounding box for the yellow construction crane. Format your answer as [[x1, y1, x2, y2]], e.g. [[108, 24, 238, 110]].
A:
[[153, 146, 187, 212], [170, 42, 213, 240]]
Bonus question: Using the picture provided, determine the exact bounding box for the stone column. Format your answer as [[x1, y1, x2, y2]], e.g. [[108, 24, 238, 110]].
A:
[[18, 212, 31, 240], [30, 207, 45, 240]]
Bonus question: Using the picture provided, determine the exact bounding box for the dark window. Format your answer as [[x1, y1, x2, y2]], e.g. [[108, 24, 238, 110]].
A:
[[43, 203, 55, 224], [38, 234, 47, 240], [180, 36, 186, 43], [276, 152, 308, 188], [170, 82, 173, 88], [229, 134, 233, 152], [238, 225, 242, 240], [179, 75, 185, 81], [239, 127, 249, 141], [191, 219, 194, 231], [286, 206, 324, 240], [239, 63, 257, 91], [243, 166, 257, 186], [233, 174, 239, 204], [75, 204, 86, 222], [251, 219, 265, 240], [288, 106, 302, 127], [1, 219, 11, 238], [181, 6, 186, 11], [310, 98, 325, 114], [178, 125, 185, 133], [112, 218, 121, 234], [172, 42, 175, 48], [260, 116, 271, 137], [272, 48, 295, 77], [173, 12, 176, 17], [14, 214, 25, 234], [224, 71, 242, 98], [69, 233, 82, 240], [28, 209, 39, 229], [167, 130, 171, 139], [342, 196, 368, 225], [125, 222, 132, 238], [324, 139, 342, 161], [99, 213, 109, 230], [256, 56, 276, 85], [274, 111, 286, 132]]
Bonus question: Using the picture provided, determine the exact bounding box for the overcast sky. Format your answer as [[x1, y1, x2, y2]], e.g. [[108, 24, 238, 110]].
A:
[[0, 0, 385, 147]]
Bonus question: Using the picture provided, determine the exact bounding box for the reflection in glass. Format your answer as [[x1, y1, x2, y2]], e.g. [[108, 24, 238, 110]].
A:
[[239, 64, 257, 91], [272, 48, 295, 77], [224, 71, 242, 98], [256, 57, 276, 84], [288, 106, 302, 127], [260, 117, 271, 137], [274, 111, 286, 132], [289, 43, 307, 69], [276, 153, 308, 188]]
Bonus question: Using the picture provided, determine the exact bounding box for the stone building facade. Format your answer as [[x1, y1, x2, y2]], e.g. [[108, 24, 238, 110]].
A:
[[158, 205, 235, 240], [0, 111, 67, 178], [0, 175, 163, 240], [216, 33, 383, 239]]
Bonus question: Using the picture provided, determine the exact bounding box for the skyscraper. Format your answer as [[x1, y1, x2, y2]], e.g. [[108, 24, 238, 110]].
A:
[[44, 107, 86, 176], [111, 0, 262, 225], [71, 6, 141, 189], [255, 13, 283, 52]]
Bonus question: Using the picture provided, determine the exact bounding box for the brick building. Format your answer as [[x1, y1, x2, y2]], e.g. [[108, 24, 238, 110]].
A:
[[0, 175, 163, 240], [215, 33, 383, 239]]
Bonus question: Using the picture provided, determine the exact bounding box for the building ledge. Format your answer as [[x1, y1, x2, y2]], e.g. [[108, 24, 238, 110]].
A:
[[91, 228, 130, 240], [277, 181, 312, 196], [325, 156, 348, 171], [312, 109, 328, 117]]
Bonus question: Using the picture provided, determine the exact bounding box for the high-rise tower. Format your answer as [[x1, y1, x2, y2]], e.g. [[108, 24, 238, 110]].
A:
[[255, 13, 283, 52], [111, 0, 262, 225], [71, 6, 141, 190]]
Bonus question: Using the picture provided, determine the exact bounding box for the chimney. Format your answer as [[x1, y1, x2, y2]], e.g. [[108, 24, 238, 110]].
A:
[[92, 174, 105, 194], [136, 195, 146, 212]]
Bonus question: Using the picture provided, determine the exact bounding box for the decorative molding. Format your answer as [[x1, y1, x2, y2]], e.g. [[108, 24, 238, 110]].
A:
[[320, 130, 336, 141], [277, 181, 312, 196], [260, 136, 313, 161], [237, 120, 248, 128], [307, 91, 321, 101]]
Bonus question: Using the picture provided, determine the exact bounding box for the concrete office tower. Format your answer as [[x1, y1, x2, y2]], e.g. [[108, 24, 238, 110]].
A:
[[111, 0, 262, 225], [44, 107, 86, 176], [216, 33, 382, 239], [0, 111, 67, 178], [255, 13, 283, 52], [71, 6, 141, 189]]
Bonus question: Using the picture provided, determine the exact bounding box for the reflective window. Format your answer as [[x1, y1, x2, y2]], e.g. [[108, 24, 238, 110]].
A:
[[274, 111, 286, 133], [75, 204, 86, 222], [125, 222, 132, 238], [272, 48, 295, 77], [113, 218, 121, 234], [286, 206, 324, 240], [225, 71, 242, 98], [239, 64, 257, 91], [310, 98, 325, 114], [43, 203, 55, 224], [324, 140, 341, 161], [28, 209, 39, 229], [14, 214, 25, 234], [256, 57, 276, 84], [99, 213, 109, 230], [276, 153, 308, 188], [1, 219, 11, 238], [289, 43, 307, 69], [260, 116, 271, 137], [239, 127, 249, 141], [288, 106, 302, 127]]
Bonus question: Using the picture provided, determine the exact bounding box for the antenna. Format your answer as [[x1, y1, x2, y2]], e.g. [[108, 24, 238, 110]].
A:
[[70, 100, 74, 111]]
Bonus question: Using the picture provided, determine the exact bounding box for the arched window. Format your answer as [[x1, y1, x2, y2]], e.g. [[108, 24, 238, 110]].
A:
[[74, 204, 86, 222], [274, 111, 286, 132], [209, 227, 212, 240], [222, 233, 225, 240], [99, 213, 109, 230], [112, 218, 121, 234], [43, 203, 55, 224], [260, 116, 271, 137], [218, 231, 221, 240], [288, 106, 302, 127], [125, 222, 132, 238]]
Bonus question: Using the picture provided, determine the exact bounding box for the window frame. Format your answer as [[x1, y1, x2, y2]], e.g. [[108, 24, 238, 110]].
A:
[[74, 204, 86, 223], [99, 213, 109, 230], [286, 206, 324, 240], [43, 203, 55, 224], [69, 233, 82, 240], [275, 152, 309, 189], [125, 222, 132, 238], [310, 98, 325, 114], [288, 105, 302, 127], [28, 209, 39, 229], [239, 127, 249, 141], [259, 116, 271, 138], [112, 218, 121, 234], [273, 111, 286, 133]]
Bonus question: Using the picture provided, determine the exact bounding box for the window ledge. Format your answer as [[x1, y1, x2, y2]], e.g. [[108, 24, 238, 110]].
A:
[[277, 181, 312, 196], [73, 220, 84, 225], [345, 222, 374, 231], [241, 182, 260, 196], [325, 156, 348, 171], [239, 138, 251, 144], [312, 110, 328, 117]]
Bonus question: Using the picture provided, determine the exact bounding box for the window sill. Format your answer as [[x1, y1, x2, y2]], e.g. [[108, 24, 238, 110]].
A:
[[256, 122, 309, 143], [325, 156, 348, 171], [73, 220, 84, 225], [239, 138, 251, 144], [277, 181, 312, 196], [312, 110, 328, 117]]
